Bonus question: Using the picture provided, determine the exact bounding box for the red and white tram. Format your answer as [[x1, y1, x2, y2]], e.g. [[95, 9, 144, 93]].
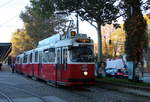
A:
[[15, 32, 95, 86]]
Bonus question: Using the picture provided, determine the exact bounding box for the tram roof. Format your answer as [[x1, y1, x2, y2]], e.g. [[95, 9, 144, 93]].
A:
[[55, 39, 74, 47], [37, 34, 60, 48], [0, 43, 12, 62], [55, 38, 93, 48]]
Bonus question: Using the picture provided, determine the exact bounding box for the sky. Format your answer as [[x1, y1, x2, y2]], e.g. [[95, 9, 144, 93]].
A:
[[0, 0, 30, 43], [0, 0, 149, 43], [0, 0, 99, 43]]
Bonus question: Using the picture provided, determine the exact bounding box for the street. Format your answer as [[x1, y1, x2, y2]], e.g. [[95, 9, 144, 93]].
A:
[[144, 73, 150, 83], [0, 66, 149, 102]]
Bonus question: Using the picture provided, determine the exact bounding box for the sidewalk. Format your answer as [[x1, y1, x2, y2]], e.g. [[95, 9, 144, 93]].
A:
[[1, 64, 12, 72], [144, 73, 150, 76]]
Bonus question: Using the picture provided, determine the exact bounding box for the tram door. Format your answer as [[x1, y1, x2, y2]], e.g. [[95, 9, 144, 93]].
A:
[[29, 53, 33, 76], [62, 48, 68, 79], [56, 48, 62, 82], [38, 51, 43, 78]]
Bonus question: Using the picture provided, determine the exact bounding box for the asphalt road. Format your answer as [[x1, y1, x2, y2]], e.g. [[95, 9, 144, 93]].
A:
[[0, 65, 149, 102], [144, 73, 150, 83]]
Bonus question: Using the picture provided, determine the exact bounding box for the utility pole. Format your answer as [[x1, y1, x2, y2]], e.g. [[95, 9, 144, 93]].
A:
[[77, 12, 79, 35], [76, 0, 79, 35]]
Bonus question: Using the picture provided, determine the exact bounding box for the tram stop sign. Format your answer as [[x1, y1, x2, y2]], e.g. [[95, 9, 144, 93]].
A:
[[0, 43, 12, 61]]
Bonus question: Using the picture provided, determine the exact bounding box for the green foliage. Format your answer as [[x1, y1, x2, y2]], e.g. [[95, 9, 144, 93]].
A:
[[11, 0, 69, 55], [54, 0, 120, 62], [118, 0, 149, 19], [124, 0, 148, 62], [54, 0, 119, 25], [124, 16, 148, 62], [20, 0, 69, 47], [20, 5, 56, 47], [30, 0, 54, 18]]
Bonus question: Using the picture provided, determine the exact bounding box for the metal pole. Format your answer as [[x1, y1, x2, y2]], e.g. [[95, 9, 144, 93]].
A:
[[77, 13, 79, 35], [76, 0, 79, 35]]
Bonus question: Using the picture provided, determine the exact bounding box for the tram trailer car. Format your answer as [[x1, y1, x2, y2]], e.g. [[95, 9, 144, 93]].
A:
[[15, 32, 95, 86]]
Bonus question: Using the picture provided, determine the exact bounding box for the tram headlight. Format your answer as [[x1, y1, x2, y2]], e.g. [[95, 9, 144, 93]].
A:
[[83, 71, 88, 76]]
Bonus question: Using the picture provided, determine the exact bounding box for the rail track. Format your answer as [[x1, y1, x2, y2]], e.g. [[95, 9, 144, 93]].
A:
[[0, 91, 14, 102], [0, 82, 49, 102]]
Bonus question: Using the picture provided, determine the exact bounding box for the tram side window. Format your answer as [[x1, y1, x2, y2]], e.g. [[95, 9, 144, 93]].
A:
[[34, 52, 38, 62], [63, 49, 67, 64], [43, 50, 49, 63], [18, 57, 20, 64], [30, 53, 32, 63], [39, 52, 42, 63], [48, 48, 55, 62], [23, 55, 28, 63], [16, 57, 19, 64], [20, 58, 22, 64], [27, 54, 30, 64], [57, 49, 61, 64]]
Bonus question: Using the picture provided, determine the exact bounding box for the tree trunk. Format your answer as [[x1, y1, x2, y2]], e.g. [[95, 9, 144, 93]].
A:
[[97, 22, 102, 62]]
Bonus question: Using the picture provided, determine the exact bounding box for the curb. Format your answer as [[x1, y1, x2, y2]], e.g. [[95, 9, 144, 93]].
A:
[[96, 80, 150, 97]]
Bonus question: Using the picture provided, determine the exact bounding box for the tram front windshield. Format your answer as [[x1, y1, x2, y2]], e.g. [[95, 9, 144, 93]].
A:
[[70, 46, 94, 62]]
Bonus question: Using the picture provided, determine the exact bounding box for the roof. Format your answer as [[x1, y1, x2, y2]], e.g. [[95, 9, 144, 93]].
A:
[[0, 43, 12, 62], [37, 34, 60, 48], [55, 39, 73, 47]]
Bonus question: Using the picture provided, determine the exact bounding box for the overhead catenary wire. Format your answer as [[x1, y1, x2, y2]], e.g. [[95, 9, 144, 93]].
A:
[[0, 16, 23, 28], [0, 0, 25, 28], [0, 0, 14, 8], [0, 15, 18, 27]]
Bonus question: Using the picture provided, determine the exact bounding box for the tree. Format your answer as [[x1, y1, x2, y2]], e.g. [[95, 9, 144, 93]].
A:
[[101, 24, 125, 58], [111, 25, 125, 57], [101, 24, 115, 58], [20, 0, 69, 48], [144, 14, 150, 25], [20, 6, 56, 47], [144, 14, 150, 46], [11, 29, 34, 56], [122, 0, 148, 62], [36, 0, 120, 62], [11, 0, 70, 56]]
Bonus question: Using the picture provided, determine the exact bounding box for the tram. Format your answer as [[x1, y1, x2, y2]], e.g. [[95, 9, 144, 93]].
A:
[[15, 31, 95, 86]]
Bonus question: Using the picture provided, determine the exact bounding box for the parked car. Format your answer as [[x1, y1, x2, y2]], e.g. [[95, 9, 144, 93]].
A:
[[105, 68, 128, 79], [105, 68, 118, 77]]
